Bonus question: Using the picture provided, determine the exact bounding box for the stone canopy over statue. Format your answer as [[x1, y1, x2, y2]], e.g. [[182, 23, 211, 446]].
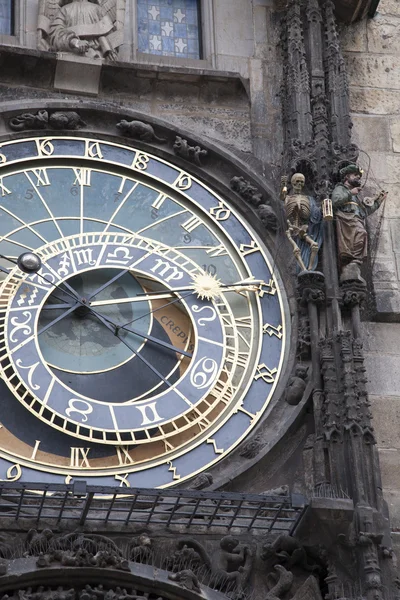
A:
[[332, 164, 387, 283], [37, 0, 126, 60]]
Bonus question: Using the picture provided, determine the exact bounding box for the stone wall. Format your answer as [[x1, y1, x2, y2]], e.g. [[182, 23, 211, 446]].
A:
[[342, 0, 400, 547]]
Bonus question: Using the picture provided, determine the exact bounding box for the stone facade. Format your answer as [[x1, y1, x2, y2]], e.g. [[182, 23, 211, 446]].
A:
[[0, 0, 400, 597], [342, 0, 400, 551]]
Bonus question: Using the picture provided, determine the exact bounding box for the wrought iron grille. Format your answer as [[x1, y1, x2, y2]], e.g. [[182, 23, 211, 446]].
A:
[[0, 482, 307, 533]]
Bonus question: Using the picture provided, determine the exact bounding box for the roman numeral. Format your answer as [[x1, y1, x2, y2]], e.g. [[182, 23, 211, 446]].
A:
[[0, 177, 11, 197], [70, 447, 91, 468], [116, 446, 135, 466], [31, 440, 41, 461], [115, 473, 131, 487], [152, 193, 168, 210], [206, 245, 228, 257], [181, 215, 202, 233], [73, 168, 91, 187], [30, 168, 50, 187]]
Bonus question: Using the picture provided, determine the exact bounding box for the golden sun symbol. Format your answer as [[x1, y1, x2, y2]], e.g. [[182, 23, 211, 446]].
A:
[[192, 272, 222, 301]]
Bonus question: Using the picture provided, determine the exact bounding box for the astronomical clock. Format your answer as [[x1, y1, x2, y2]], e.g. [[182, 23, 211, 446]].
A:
[[0, 135, 288, 488]]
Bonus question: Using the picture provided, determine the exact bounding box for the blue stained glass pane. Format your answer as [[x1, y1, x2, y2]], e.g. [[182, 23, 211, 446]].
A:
[[137, 0, 201, 59], [174, 23, 187, 37], [160, 6, 173, 19], [0, 0, 12, 35], [188, 38, 199, 53], [162, 36, 174, 51], [149, 19, 161, 34]]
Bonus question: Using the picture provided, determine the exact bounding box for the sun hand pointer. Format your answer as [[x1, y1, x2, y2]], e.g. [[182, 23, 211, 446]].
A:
[[89, 276, 265, 307]]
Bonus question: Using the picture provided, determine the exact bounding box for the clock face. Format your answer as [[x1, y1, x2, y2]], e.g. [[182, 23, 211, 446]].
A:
[[0, 136, 288, 488]]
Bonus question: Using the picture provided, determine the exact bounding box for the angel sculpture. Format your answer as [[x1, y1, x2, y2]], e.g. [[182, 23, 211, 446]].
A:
[[37, 0, 126, 61]]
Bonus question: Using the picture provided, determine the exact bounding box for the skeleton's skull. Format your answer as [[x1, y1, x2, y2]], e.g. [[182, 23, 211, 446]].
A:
[[291, 173, 305, 193]]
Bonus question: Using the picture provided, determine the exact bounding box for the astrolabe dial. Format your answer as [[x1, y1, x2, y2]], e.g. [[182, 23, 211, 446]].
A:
[[0, 136, 287, 488]]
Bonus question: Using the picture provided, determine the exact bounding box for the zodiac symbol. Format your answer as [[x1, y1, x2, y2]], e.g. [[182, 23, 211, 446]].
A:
[[190, 357, 219, 390], [192, 305, 217, 326], [10, 311, 32, 343]]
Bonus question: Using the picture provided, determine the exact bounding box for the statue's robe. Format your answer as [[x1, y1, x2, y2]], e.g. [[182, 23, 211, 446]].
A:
[[299, 196, 323, 271], [49, 1, 114, 58], [332, 183, 382, 265]]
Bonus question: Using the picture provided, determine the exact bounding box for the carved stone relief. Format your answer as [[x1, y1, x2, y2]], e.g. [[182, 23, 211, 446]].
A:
[[37, 0, 126, 61], [9, 110, 86, 131], [230, 176, 278, 232], [173, 137, 208, 166], [116, 121, 166, 143]]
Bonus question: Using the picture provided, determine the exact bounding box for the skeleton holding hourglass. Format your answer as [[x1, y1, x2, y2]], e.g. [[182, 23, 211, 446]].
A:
[[280, 173, 323, 272]]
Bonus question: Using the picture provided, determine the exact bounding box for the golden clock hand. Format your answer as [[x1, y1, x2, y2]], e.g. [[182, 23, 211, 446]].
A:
[[121, 291, 194, 329], [90, 278, 264, 307], [90, 292, 178, 306]]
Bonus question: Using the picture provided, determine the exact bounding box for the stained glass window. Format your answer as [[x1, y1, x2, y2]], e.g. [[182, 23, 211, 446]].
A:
[[138, 0, 201, 59], [0, 0, 13, 35]]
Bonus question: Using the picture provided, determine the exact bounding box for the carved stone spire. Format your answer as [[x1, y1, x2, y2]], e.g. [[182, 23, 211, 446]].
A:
[[323, 0, 354, 153], [282, 0, 313, 165]]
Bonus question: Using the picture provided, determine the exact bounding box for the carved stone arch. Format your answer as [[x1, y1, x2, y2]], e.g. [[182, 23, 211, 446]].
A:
[[0, 99, 278, 212], [0, 559, 227, 600]]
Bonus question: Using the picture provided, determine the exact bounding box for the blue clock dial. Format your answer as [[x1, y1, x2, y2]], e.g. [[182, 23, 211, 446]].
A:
[[0, 136, 288, 488]]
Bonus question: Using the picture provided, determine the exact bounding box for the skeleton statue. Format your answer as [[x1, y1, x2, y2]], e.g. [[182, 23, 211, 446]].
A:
[[37, 0, 126, 60], [281, 173, 323, 272]]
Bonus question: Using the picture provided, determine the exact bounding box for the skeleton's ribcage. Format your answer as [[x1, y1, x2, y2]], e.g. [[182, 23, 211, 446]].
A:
[[285, 196, 311, 228]]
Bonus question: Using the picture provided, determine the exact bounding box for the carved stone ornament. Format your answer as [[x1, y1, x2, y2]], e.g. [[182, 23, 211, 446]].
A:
[[230, 176, 278, 232], [341, 280, 367, 308], [9, 110, 86, 131], [261, 534, 320, 573], [116, 120, 166, 143], [173, 536, 254, 593], [285, 365, 308, 406], [265, 565, 293, 600], [188, 473, 213, 490], [1, 585, 161, 600], [239, 432, 264, 459], [128, 534, 153, 564], [297, 270, 325, 306], [168, 570, 202, 593], [25, 530, 129, 571], [37, 0, 126, 61], [173, 136, 208, 166]]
